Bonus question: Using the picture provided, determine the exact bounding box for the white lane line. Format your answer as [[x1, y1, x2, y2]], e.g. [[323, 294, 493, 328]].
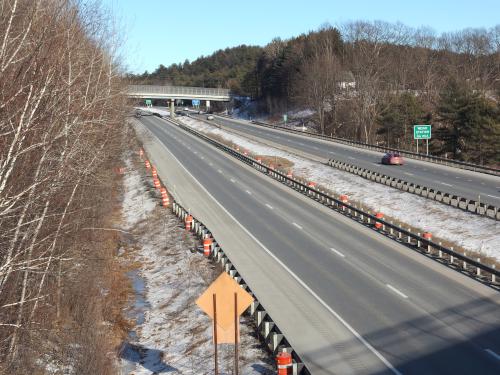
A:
[[246, 190, 252, 195], [153, 133, 402, 375], [287, 139, 292, 142], [217, 169, 223, 174], [313, 146, 319, 150], [485, 349, 500, 361], [292, 222, 303, 230], [330, 248, 345, 258], [386, 284, 408, 299], [200, 156, 204, 160], [265, 203, 274, 210], [404, 172, 414, 176], [194, 151, 198, 154], [230, 178, 236, 183], [440, 182, 453, 187], [329, 151, 336, 154], [486, 194, 500, 199], [209, 162, 213, 166], [372, 163, 379, 166]]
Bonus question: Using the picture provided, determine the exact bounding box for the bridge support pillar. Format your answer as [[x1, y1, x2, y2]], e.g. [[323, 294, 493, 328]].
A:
[[170, 99, 175, 118]]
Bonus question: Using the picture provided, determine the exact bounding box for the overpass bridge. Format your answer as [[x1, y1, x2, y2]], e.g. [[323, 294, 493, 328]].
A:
[[128, 85, 231, 102]]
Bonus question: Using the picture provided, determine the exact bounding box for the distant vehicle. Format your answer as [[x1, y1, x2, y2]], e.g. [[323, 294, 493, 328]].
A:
[[198, 110, 203, 114], [184, 107, 189, 111], [382, 152, 404, 165], [207, 115, 214, 120]]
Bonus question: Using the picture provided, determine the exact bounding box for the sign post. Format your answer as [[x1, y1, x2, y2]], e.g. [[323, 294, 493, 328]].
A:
[[283, 114, 288, 126], [413, 125, 432, 155], [196, 273, 253, 375]]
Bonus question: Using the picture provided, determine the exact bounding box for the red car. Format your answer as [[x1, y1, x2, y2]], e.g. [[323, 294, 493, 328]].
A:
[[382, 152, 404, 165]]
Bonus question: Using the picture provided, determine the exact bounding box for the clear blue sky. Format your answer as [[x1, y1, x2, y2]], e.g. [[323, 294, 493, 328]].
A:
[[102, 0, 500, 74]]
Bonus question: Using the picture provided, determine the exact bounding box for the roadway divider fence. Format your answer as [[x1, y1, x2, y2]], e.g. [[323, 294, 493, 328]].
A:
[[170, 119, 500, 288], [246, 119, 500, 177], [326, 158, 500, 221], [139, 146, 307, 374]]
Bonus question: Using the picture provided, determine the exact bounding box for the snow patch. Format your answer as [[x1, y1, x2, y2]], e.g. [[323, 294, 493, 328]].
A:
[[179, 117, 500, 262]]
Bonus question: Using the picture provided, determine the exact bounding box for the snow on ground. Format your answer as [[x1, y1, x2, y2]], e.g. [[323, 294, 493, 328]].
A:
[[179, 116, 500, 262], [135, 106, 171, 117], [288, 108, 315, 119], [119, 157, 273, 375]]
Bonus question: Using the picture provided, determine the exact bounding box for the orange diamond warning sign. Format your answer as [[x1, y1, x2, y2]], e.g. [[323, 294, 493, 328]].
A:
[[196, 272, 253, 330]]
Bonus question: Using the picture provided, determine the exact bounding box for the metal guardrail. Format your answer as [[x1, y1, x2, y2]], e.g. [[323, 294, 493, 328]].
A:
[[128, 85, 230, 99], [248, 120, 500, 176], [169, 201, 306, 374], [326, 158, 500, 221], [140, 147, 307, 374], [170, 118, 500, 287]]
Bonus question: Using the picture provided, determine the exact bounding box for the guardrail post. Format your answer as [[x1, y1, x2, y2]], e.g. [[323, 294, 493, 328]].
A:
[[492, 265, 496, 283], [438, 242, 443, 259], [477, 258, 481, 276], [407, 229, 411, 244], [417, 233, 421, 248], [463, 251, 467, 270]]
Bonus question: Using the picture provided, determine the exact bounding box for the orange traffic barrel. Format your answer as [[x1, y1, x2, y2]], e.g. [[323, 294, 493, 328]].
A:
[[287, 170, 293, 179], [423, 232, 432, 240], [375, 212, 384, 229], [145, 160, 151, 169], [257, 157, 262, 163], [185, 215, 193, 231], [152, 166, 158, 178], [276, 352, 292, 375], [162, 195, 170, 207], [243, 149, 249, 156], [160, 187, 167, 197], [308, 181, 316, 188], [340, 194, 348, 203], [153, 178, 161, 189], [203, 237, 212, 256]]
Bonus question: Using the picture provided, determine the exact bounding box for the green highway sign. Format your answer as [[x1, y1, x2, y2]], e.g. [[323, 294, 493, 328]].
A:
[[414, 125, 431, 139]]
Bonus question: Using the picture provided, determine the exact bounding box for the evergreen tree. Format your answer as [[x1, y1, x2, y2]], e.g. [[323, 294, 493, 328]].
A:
[[438, 80, 499, 164], [377, 93, 426, 149]]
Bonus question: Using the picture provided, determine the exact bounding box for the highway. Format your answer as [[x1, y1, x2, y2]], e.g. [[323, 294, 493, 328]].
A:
[[191, 114, 500, 208], [137, 115, 500, 374]]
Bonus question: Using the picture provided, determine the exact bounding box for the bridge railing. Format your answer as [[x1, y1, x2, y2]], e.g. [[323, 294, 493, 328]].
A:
[[128, 84, 230, 98]]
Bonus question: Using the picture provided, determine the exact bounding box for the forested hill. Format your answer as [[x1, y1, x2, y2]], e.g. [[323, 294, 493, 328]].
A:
[[130, 23, 499, 164], [129, 45, 262, 93]]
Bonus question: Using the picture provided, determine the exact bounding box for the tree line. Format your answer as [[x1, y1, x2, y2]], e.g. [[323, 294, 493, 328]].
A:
[[132, 21, 499, 165], [0, 1, 128, 373]]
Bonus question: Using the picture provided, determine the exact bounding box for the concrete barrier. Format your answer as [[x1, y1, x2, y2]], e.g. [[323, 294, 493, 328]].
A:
[[326, 159, 498, 221]]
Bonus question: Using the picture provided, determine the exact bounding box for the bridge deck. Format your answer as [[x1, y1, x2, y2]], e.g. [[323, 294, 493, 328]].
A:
[[128, 84, 231, 101]]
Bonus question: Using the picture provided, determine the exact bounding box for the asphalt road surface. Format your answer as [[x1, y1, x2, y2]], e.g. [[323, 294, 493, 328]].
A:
[[191, 114, 500, 208], [138, 115, 500, 375]]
